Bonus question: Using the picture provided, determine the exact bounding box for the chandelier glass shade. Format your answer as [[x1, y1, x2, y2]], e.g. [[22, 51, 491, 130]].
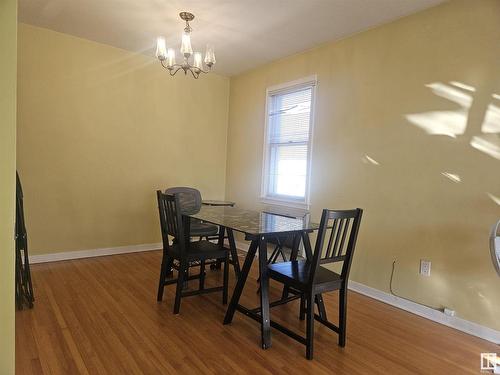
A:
[[156, 12, 216, 79]]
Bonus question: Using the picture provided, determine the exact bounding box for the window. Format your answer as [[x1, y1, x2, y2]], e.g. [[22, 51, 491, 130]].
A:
[[261, 76, 316, 207]]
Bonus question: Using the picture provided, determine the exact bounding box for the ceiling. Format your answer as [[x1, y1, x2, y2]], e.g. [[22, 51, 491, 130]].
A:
[[19, 0, 446, 76]]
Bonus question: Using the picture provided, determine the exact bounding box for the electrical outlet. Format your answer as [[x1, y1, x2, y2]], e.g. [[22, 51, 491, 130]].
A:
[[420, 260, 431, 276], [443, 308, 455, 317]]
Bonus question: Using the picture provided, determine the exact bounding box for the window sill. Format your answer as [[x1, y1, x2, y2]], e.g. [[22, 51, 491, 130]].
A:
[[260, 196, 310, 210]]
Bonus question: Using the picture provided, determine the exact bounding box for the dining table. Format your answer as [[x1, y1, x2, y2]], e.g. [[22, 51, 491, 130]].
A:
[[187, 205, 324, 349]]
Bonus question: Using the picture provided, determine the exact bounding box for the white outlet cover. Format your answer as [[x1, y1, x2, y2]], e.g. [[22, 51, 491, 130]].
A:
[[443, 308, 455, 317], [420, 260, 431, 276]]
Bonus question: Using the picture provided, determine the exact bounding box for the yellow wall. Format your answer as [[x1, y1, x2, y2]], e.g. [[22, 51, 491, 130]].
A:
[[226, 0, 500, 330], [17, 24, 230, 255], [0, 0, 17, 372]]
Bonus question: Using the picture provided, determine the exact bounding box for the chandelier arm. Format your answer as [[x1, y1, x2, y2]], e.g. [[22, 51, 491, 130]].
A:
[[169, 67, 183, 76], [160, 60, 168, 69], [160, 60, 211, 77], [159, 60, 184, 76], [160, 60, 182, 70], [192, 67, 210, 75], [188, 68, 199, 79]]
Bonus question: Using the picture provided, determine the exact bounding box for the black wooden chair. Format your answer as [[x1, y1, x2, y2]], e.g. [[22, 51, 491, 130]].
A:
[[267, 208, 363, 359], [15, 172, 34, 310], [165, 187, 219, 241], [164, 187, 219, 279], [156, 191, 229, 314]]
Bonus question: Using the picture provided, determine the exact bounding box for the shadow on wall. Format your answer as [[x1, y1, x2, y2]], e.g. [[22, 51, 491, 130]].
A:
[[406, 81, 500, 162], [405, 80, 500, 204]]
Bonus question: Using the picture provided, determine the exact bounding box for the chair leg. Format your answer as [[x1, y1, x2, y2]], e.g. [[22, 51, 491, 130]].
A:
[[299, 293, 306, 320], [183, 266, 189, 289], [281, 285, 290, 300], [339, 286, 347, 347], [316, 294, 328, 321], [227, 229, 241, 277], [173, 260, 187, 314], [222, 253, 229, 305], [166, 266, 173, 278], [199, 260, 206, 291], [157, 253, 172, 301], [306, 292, 314, 360]]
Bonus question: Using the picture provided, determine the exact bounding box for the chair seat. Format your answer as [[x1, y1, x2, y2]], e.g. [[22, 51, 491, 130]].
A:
[[169, 240, 227, 261], [268, 260, 343, 293], [190, 220, 219, 237]]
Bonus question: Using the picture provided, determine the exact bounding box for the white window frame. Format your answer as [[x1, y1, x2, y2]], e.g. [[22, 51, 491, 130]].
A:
[[260, 75, 317, 209]]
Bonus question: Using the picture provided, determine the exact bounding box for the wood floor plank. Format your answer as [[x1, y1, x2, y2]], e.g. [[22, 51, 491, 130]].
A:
[[16, 250, 499, 374]]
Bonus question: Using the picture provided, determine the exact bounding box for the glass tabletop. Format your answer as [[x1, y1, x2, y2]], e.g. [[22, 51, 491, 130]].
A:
[[188, 206, 318, 239]]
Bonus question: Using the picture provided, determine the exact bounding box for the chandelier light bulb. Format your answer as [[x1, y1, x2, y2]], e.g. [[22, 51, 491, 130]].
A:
[[180, 32, 193, 57], [204, 45, 216, 67], [193, 52, 202, 69], [167, 48, 176, 67], [155, 37, 167, 60]]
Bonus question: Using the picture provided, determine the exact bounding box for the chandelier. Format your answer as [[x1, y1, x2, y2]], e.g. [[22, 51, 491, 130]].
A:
[[155, 12, 216, 79]]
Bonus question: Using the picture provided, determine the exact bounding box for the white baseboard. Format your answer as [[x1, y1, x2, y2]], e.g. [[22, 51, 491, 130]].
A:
[[29, 242, 162, 264], [229, 239, 500, 344], [348, 280, 500, 344]]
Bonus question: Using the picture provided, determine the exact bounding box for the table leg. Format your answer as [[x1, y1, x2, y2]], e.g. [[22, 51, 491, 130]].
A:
[[258, 237, 271, 349], [281, 233, 302, 300], [301, 231, 328, 320], [290, 232, 302, 261], [217, 226, 225, 248], [227, 228, 241, 278], [223, 240, 258, 325], [211, 226, 226, 270]]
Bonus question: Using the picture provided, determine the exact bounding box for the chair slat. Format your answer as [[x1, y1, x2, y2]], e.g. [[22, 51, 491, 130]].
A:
[[325, 218, 338, 259], [336, 218, 351, 258], [329, 218, 344, 260]]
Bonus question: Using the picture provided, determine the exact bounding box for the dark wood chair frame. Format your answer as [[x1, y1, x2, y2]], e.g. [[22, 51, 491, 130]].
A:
[[255, 208, 363, 359], [156, 191, 230, 314], [15, 172, 34, 310]]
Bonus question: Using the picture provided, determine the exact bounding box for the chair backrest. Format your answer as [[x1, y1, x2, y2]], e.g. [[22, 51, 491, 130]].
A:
[[164, 187, 202, 215], [156, 190, 186, 251], [309, 208, 363, 285]]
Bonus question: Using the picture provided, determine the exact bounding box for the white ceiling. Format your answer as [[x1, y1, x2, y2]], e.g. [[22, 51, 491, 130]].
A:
[[19, 0, 445, 76]]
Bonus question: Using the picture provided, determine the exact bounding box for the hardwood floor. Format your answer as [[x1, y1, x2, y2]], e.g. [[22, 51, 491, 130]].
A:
[[16, 250, 498, 374]]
